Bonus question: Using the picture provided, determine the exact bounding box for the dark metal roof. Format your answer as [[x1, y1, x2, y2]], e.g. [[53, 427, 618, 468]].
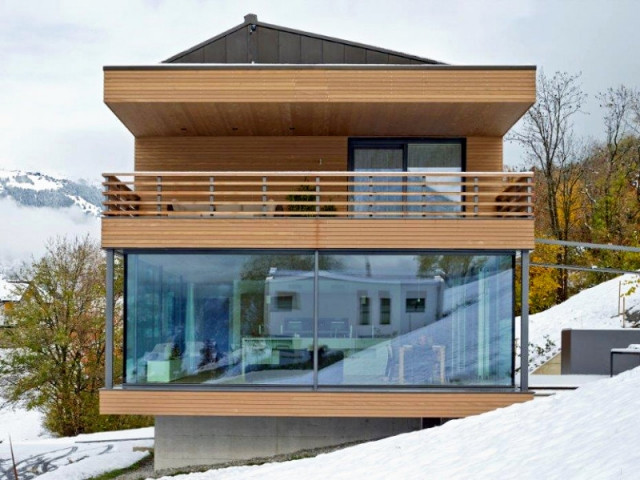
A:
[[164, 13, 445, 65]]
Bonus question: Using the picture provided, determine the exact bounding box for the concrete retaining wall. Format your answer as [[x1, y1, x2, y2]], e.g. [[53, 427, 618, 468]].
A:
[[154, 416, 421, 471]]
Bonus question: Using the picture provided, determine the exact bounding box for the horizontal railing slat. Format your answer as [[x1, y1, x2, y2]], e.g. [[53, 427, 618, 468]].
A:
[[101, 171, 534, 219]]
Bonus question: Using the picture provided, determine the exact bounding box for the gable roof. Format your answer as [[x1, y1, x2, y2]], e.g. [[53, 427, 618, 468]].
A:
[[164, 13, 444, 65]]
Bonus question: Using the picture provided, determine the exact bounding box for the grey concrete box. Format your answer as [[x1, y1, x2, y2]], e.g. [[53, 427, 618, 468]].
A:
[[561, 328, 640, 375]]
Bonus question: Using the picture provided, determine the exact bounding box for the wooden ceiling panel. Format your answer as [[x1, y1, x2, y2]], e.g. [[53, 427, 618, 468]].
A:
[[104, 64, 535, 137], [107, 101, 532, 137]]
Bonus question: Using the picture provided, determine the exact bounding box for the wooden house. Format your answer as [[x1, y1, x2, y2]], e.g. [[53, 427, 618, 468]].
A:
[[100, 14, 536, 470]]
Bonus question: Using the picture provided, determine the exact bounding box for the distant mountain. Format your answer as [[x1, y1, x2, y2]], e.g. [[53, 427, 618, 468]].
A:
[[0, 169, 102, 267], [0, 169, 102, 217]]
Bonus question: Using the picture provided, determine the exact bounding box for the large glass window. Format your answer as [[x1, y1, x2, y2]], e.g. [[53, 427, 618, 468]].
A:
[[317, 253, 513, 387], [124, 251, 513, 388], [126, 252, 315, 386]]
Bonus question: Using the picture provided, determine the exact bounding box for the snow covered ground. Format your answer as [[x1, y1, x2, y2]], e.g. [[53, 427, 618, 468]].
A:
[[157, 367, 640, 480], [5, 369, 640, 480], [0, 403, 152, 480], [522, 273, 640, 371], [2, 274, 639, 479]]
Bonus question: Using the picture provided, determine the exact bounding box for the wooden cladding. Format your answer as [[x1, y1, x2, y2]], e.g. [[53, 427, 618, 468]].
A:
[[102, 218, 534, 249], [105, 68, 535, 103], [135, 136, 503, 173], [104, 67, 536, 136], [100, 389, 534, 418], [102, 171, 533, 218], [135, 137, 348, 172], [466, 137, 503, 172]]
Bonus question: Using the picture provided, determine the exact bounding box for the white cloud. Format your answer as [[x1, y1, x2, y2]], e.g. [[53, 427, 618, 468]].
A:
[[0, 0, 639, 179], [0, 197, 99, 267]]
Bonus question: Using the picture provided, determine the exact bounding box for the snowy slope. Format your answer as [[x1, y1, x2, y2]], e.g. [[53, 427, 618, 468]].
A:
[[0, 169, 102, 217], [521, 273, 640, 371], [155, 367, 640, 480], [0, 398, 152, 480]]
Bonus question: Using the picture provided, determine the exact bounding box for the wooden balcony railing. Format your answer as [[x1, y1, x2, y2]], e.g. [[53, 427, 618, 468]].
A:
[[102, 171, 534, 219]]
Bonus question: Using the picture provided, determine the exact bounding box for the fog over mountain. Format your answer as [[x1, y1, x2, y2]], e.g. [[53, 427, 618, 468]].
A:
[[0, 169, 102, 268]]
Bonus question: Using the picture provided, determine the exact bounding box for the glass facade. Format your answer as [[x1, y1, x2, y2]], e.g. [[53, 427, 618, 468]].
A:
[[124, 251, 514, 388]]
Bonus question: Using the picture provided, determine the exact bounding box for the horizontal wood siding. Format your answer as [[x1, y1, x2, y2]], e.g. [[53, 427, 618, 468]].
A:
[[136, 136, 502, 172], [100, 389, 533, 418], [105, 69, 536, 103], [467, 137, 504, 213], [466, 137, 502, 171], [135, 136, 348, 171], [102, 218, 534, 249]]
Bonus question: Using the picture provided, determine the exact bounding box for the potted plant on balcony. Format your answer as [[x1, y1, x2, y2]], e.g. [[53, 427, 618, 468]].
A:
[[287, 182, 337, 216]]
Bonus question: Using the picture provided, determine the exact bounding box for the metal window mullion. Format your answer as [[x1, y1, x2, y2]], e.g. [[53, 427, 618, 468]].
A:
[[105, 249, 114, 389], [520, 250, 530, 392], [313, 251, 319, 390]]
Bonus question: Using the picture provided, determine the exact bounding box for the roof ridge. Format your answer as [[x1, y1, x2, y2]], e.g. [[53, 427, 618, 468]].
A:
[[163, 13, 445, 65]]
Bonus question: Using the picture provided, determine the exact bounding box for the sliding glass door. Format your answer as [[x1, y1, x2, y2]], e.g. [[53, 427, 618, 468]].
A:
[[350, 139, 464, 215], [351, 146, 403, 215]]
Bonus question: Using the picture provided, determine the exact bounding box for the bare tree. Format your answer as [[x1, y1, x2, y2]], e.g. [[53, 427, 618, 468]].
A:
[[584, 85, 640, 242], [510, 70, 586, 240], [509, 70, 587, 301]]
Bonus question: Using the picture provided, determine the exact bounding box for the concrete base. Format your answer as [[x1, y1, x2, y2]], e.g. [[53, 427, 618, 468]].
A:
[[154, 416, 421, 471]]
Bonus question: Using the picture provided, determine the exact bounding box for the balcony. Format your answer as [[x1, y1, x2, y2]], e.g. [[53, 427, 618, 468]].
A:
[[101, 171, 534, 250]]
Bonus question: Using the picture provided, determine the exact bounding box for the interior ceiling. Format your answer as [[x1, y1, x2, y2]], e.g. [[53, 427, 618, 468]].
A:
[[107, 101, 532, 138]]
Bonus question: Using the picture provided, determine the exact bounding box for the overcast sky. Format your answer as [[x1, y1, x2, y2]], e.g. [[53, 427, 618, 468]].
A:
[[1, 0, 639, 181]]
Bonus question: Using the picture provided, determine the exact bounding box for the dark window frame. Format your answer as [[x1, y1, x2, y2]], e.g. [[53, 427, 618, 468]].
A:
[[120, 248, 517, 390], [347, 137, 467, 172]]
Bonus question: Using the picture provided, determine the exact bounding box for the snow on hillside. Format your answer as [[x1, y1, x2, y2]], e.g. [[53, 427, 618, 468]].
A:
[[157, 367, 640, 480], [0, 169, 102, 217], [0, 168, 102, 265], [521, 273, 640, 371], [0, 417, 152, 480], [0, 276, 22, 301]]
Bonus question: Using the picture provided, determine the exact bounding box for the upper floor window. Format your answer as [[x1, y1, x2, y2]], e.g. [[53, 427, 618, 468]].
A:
[[349, 138, 464, 215]]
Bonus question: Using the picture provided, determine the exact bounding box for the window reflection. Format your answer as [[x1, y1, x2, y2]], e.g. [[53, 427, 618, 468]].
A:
[[126, 253, 315, 386], [125, 252, 513, 388]]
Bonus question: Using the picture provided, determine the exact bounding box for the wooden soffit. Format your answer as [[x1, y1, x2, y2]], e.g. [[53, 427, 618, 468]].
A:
[[104, 66, 536, 137]]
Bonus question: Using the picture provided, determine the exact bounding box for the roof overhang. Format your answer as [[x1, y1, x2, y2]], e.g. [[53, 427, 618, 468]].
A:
[[104, 65, 536, 137]]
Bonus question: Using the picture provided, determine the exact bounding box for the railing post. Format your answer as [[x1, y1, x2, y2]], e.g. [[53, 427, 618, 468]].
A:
[[368, 175, 374, 217], [422, 175, 428, 217], [262, 176, 267, 213], [473, 176, 479, 216], [102, 175, 109, 216], [156, 176, 162, 214], [209, 176, 215, 213], [526, 175, 533, 217], [315, 177, 320, 215]]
